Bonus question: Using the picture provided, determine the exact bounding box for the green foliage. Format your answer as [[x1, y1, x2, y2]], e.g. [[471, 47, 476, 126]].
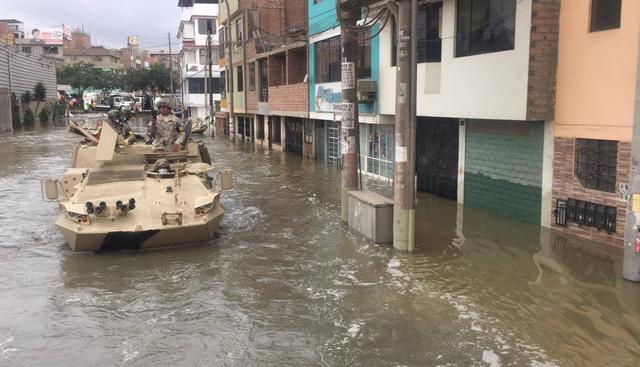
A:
[[21, 90, 32, 106], [23, 107, 35, 126], [38, 107, 50, 123], [56, 62, 177, 95], [11, 92, 21, 129], [33, 82, 47, 115], [52, 102, 67, 122]]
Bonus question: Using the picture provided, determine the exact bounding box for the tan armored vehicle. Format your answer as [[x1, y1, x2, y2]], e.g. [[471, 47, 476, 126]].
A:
[[42, 121, 232, 252]]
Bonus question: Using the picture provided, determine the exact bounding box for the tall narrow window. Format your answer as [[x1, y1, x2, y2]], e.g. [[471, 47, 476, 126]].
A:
[[248, 62, 256, 91], [198, 18, 216, 35], [235, 17, 243, 46], [590, 0, 621, 32], [315, 36, 341, 83], [456, 0, 516, 57], [357, 36, 372, 79], [575, 139, 618, 193], [391, 15, 397, 66], [417, 2, 442, 62], [236, 66, 244, 92]]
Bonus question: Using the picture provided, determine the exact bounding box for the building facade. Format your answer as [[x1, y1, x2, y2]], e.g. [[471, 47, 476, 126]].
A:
[[178, 0, 223, 119], [551, 0, 639, 246], [218, 0, 309, 153]]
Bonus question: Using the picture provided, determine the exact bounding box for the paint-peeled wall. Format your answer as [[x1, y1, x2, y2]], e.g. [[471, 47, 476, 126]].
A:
[[464, 120, 544, 224]]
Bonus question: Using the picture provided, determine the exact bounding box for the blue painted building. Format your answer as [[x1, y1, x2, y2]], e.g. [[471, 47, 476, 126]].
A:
[[306, 0, 390, 177]]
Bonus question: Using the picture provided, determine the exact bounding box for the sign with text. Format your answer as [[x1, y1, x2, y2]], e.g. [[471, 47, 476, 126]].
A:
[[334, 102, 355, 129], [314, 82, 342, 112], [33, 28, 64, 45], [341, 62, 355, 89]]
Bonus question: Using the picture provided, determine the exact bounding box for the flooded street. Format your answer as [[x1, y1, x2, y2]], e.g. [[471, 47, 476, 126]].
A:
[[1, 123, 639, 366]]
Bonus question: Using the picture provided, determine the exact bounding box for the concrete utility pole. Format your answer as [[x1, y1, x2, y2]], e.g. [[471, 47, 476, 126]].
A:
[[207, 31, 215, 135], [393, 0, 417, 251], [339, 2, 361, 222], [223, 0, 236, 140], [623, 28, 640, 282], [168, 33, 174, 99], [204, 36, 210, 124]]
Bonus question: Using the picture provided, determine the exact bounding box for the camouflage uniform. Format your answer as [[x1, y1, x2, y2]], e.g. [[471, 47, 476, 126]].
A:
[[150, 113, 184, 151], [107, 109, 132, 138]]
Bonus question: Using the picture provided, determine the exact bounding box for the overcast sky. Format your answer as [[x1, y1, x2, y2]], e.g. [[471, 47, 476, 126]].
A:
[[3, 0, 182, 51]]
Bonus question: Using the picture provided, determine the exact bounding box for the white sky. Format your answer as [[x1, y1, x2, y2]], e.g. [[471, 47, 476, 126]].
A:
[[2, 0, 183, 52]]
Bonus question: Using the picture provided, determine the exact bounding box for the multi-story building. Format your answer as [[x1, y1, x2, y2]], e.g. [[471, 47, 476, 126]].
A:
[[0, 19, 25, 46], [63, 46, 122, 70], [551, 0, 639, 246], [15, 27, 66, 66], [178, 0, 223, 119], [374, 0, 560, 228], [308, 0, 379, 165]]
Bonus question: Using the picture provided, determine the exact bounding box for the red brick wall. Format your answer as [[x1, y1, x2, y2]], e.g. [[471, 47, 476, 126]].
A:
[[287, 48, 306, 84], [527, 0, 560, 121], [269, 52, 286, 86], [269, 83, 308, 113], [552, 137, 630, 247]]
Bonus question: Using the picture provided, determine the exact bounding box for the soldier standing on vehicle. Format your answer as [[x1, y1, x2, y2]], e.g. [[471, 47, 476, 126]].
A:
[[149, 99, 184, 152], [107, 109, 134, 142]]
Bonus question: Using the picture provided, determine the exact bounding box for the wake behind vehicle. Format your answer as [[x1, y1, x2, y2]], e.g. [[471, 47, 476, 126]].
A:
[[42, 121, 233, 252]]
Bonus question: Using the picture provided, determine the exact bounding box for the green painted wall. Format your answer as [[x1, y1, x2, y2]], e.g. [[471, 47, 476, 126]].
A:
[[464, 120, 544, 224]]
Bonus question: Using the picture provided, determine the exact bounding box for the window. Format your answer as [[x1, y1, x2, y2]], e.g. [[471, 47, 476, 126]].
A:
[[236, 66, 244, 92], [21, 46, 31, 53], [235, 17, 243, 47], [456, 0, 516, 57], [220, 70, 226, 98], [44, 46, 59, 55], [315, 36, 341, 83], [219, 28, 226, 58], [575, 139, 617, 193], [359, 124, 395, 179], [188, 78, 205, 94], [273, 119, 281, 143], [391, 16, 397, 66], [210, 77, 223, 94], [357, 36, 372, 79], [417, 2, 442, 62], [258, 58, 268, 101], [590, 0, 621, 32], [198, 18, 216, 35], [304, 120, 313, 144], [199, 48, 206, 65], [248, 62, 256, 91], [257, 117, 265, 139]]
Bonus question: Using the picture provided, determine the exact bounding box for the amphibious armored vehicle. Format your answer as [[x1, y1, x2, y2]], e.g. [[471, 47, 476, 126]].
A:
[[42, 121, 232, 252]]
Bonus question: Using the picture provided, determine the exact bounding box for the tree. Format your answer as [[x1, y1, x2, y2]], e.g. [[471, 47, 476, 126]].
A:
[[23, 107, 35, 127], [33, 82, 47, 115], [21, 90, 32, 108], [11, 92, 21, 129]]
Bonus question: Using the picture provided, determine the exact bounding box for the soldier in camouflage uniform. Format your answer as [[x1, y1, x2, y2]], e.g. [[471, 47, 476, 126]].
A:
[[149, 99, 184, 152], [107, 109, 133, 140]]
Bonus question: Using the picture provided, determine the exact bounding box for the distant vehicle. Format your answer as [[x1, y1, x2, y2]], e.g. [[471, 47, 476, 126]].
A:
[[109, 95, 133, 110]]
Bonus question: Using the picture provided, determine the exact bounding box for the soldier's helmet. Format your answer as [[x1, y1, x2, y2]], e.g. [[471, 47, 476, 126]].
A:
[[157, 99, 172, 109], [107, 109, 121, 121]]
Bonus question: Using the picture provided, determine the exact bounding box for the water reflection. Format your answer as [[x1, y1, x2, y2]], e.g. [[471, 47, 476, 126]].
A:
[[0, 125, 638, 366]]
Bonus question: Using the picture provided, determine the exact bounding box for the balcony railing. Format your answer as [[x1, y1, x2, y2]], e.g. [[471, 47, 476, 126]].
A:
[[259, 88, 268, 102]]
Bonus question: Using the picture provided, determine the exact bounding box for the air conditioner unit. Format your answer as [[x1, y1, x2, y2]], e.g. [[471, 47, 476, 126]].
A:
[[357, 80, 377, 102]]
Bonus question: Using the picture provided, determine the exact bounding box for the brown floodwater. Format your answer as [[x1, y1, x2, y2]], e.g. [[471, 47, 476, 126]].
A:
[[0, 121, 638, 366]]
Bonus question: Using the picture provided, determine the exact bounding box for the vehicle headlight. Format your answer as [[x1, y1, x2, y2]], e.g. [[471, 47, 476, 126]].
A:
[[66, 211, 90, 224]]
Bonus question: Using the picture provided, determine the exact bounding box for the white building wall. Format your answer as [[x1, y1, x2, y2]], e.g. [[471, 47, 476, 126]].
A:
[[379, 0, 532, 121]]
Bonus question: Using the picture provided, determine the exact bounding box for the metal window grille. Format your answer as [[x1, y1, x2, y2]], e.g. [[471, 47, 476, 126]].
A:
[[575, 139, 617, 193]]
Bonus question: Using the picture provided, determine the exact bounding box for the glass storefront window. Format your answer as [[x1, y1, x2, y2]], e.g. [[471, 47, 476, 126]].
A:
[[359, 124, 395, 179]]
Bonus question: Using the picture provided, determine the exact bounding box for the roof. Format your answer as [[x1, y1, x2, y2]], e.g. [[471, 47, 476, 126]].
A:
[[0, 19, 23, 24], [64, 47, 121, 58]]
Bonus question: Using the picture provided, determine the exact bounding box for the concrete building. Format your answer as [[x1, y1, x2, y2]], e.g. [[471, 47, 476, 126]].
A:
[[178, 0, 223, 119], [237, 0, 309, 154], [15, 27, 65, 66], [61, 30, 123, 70], [551, 0, 639, 247], [0, 19, 25, 46], [308, 0, 379, 167], [374, 0, 560, 227]]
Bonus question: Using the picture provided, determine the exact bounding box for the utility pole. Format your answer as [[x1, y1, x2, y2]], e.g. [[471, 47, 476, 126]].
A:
[[204, 37, 210, 126], [223, 0, 236, 140], [208, 31, 215, 137], [338, 2, 360, 222], [623, 27, 640, 282], [168, 32, 174, 101], [393, 0, 417, 251]]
